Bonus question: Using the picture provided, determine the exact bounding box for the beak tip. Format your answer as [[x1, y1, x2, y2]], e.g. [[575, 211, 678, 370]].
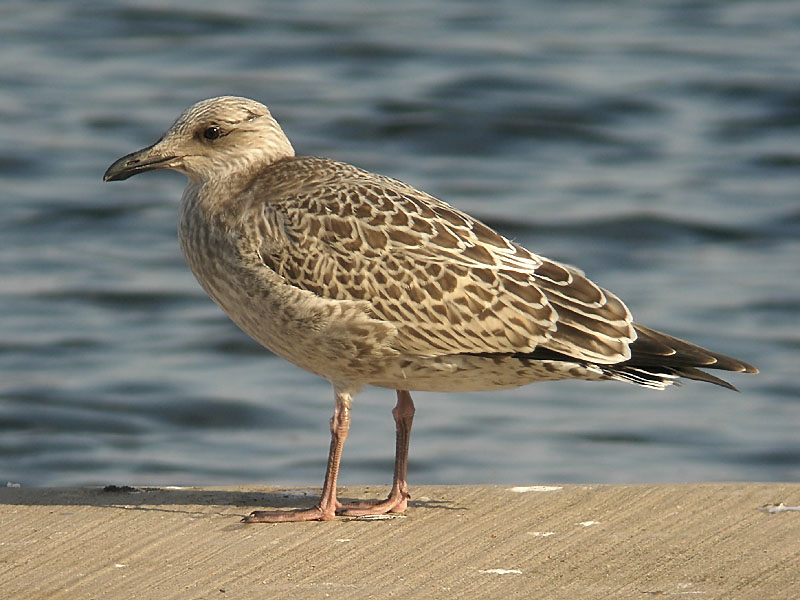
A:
[[103, 155, 136, 182], [102, 169, 126, 182]]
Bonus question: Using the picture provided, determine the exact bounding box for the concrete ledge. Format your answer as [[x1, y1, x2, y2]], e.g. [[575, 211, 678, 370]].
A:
[[1, 483, 798, 599]]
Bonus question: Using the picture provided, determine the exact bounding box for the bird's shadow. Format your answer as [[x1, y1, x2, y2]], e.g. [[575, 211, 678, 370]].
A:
[[0, 485, 461, 519]]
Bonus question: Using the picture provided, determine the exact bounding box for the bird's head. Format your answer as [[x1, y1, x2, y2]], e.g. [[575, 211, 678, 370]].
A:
[[103, 96, 295, 184]]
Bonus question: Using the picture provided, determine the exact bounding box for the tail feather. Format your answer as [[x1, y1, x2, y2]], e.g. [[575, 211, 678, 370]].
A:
[[605, 364, 740, 391], [672, 366, 741, 391], [511, 322, 757, 391]]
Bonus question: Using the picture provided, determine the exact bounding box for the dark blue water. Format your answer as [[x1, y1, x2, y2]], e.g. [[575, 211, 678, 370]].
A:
[[1, 1, 798, 488]]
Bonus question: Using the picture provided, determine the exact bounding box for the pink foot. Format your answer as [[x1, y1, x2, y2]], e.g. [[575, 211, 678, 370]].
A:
[[337, 489, 409, 517], [243, 505, 336, 523]]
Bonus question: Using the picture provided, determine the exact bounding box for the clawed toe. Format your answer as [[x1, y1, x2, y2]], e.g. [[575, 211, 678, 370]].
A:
[[336, 492, 409, 517], [242, 506, 335, 523]]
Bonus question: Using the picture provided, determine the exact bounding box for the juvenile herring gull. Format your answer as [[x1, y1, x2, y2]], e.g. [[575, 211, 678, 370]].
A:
[[104, 96, 757, 522]]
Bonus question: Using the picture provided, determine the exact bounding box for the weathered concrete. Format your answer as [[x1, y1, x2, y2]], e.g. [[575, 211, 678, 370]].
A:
[[1, 483, 798, 599]]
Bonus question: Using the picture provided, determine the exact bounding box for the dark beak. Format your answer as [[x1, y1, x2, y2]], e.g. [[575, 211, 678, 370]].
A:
[[103, 143, 178, 182]]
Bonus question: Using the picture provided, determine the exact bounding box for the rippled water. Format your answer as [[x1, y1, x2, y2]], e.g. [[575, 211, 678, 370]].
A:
[[1, 1, 798, 488]]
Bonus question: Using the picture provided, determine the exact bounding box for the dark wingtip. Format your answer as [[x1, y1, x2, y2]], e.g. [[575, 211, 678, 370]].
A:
[[737, 361, 759, 375], [709, 355, 758, 375], [631, 324, 758, 376]]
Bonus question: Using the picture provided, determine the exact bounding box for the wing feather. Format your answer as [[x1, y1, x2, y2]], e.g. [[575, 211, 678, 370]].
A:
[[249, 157, 635, 362]]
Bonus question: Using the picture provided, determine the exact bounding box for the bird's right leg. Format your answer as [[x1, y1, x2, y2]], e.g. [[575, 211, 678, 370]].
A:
[[243, 389, 351, 523]]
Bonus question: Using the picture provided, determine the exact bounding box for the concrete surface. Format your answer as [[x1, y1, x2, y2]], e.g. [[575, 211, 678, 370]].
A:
[[1, 483, 798, 599]]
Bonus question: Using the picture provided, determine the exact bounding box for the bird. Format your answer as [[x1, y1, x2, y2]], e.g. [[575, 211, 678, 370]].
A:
[[104, 96, 757, 522]]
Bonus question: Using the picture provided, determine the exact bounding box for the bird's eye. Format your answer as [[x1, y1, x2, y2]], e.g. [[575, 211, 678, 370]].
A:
[[203, 126, 221, 140]]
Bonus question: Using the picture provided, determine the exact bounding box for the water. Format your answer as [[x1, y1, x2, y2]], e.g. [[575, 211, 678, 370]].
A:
[[1, 0, 798, 488]]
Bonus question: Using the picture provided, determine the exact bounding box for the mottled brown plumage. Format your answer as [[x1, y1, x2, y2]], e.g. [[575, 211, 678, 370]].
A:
[[104, 96, 757, 522]]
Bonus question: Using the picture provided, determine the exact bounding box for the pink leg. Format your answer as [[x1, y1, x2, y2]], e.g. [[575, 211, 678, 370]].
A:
[[243, 389, 352, 523], [338, 389, 415, 516]]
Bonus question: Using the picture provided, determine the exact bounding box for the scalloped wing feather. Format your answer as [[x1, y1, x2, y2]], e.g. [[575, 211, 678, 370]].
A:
[[249, 157, 635, 363]]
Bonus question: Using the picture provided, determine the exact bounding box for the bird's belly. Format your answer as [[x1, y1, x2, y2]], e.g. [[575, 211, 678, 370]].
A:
[[365, 354, 606, 392]]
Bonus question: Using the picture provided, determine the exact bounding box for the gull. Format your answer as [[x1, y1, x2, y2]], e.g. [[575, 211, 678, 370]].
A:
[[104, 96, 757, 522]]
